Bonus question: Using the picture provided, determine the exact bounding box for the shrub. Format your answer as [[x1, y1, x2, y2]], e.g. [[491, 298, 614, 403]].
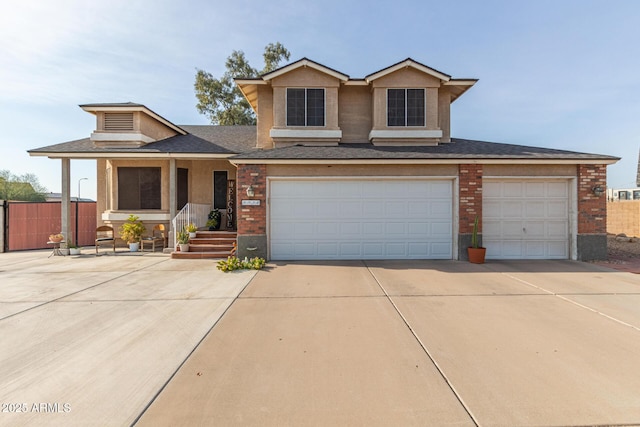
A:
[[217, 256, 266, 272]]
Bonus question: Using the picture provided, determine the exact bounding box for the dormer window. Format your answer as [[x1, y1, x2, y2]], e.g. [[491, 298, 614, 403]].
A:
[[286, 88, 325, 126], [387, 88, 425, 127]]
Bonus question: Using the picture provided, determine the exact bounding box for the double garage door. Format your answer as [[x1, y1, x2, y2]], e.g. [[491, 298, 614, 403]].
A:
[[269, 179, 453, 260], [269, 178, 571, 261]]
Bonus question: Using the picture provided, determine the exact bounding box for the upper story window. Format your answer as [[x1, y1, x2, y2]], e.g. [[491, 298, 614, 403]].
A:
[[387, 88, 425, 127], [286, 88, 325, 126]]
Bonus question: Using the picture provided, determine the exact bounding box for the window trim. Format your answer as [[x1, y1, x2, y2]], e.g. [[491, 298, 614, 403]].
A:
[[286, 88, 326, 127], [386, 88, 426, 127]]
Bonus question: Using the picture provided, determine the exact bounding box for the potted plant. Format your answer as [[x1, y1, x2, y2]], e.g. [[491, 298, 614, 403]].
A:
[[467, 215, 486, 264], [176, 229, 190, 252], [67, 243, 81, 256], [119, 214, 146, 252], [186, 223, 198, 239], [207, 209, 221, 230]]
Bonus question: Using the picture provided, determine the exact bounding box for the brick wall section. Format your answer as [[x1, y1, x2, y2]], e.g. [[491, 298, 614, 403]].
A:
[[578, 164, 607, 234], [459, 164, 483, 233], [236, 164, 267, 235], [607, 200, 640, 237]]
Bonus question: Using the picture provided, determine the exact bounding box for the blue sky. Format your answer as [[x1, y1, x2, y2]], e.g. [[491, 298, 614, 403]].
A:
[[1, 0, 639, 201]]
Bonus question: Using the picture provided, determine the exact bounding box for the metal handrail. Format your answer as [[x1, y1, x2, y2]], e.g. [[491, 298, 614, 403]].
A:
[[170, 203, 210, 248]]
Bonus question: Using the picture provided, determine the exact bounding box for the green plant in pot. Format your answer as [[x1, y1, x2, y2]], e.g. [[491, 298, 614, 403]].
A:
[[177, 229, 190, 253], [467, 215, 486, 264], [207, 209, 221, 230], [185, 222, 198, 238], [119, 214, 146, 252]]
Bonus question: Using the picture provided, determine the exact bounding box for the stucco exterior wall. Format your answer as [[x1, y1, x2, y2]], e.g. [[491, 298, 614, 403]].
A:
[[138, 112, 179, 141], [338, 85, 371, 143], [438, 87, 451, 142], [371, 68, 441, 131], [266, 164, 458, 177], [256, 85, 274, 149], [484, 164, 577, 177], [270, 68, 340, 130]]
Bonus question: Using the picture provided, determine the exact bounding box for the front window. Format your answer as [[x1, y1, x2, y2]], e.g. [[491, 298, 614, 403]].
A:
[[387, 88, 425, 127], [286, 88, 325, 126], [118, 167, 161, 209]]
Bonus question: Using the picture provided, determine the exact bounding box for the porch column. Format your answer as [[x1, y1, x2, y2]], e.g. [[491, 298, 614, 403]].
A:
[[169, 159, 177, 248], [169, 158, 177, 220], [61, 158, 72, 248]]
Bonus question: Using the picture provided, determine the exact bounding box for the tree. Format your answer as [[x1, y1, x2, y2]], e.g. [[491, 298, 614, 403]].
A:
[[194, 42, 291, 125], [0, 170, 47, 202]]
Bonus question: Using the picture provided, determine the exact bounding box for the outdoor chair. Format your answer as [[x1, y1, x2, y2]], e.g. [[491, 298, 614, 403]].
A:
[[141, 224, 167, 252], [95, 225, 116, 254]]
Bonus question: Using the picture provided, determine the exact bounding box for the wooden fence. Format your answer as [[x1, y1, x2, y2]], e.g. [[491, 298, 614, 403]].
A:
[[4, 201, 97, 251]]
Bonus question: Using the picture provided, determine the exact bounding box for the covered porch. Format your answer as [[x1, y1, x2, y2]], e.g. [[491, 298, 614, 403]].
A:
[[49, 156, 238, 255]]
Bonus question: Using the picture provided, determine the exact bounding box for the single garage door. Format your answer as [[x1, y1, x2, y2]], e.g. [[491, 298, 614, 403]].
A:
[[483, 179, 570, 259], [270, 179, 453, 260]]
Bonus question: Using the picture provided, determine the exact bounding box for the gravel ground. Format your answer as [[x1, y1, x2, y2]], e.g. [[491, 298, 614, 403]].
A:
[[606, 234, 640, 263]]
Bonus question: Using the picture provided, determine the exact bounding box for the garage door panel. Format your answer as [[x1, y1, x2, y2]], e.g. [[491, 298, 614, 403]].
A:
[[547, 201, 568, 217], [408, 201, 429, 215], [502, 221, 524, 238], [430, 201, 452, 216], [503, 182, 524, 196], [339, 222, 361, 235], [317, 243, 338, 257], [484, 180, 569, 260], [525, 201, 546, 217], [525, 182, 545, 197], [548, 182, 569, 197], [547, 221, 568, 236], [502, 201, 523, 217], [524, 221, 545, 238], [430, 181, 453, 197], [386, 202, 408, 216], [270, 180, 453, 260]]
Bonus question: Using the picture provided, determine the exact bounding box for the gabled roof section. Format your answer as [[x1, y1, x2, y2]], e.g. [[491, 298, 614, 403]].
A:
[[365, 58, 452, 83], [260, 57, 350, 82], [80, 102, 187, 135]]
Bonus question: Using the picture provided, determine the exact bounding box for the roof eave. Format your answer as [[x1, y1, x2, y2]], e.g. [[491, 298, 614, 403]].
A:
[[230, 157, 619, 166]]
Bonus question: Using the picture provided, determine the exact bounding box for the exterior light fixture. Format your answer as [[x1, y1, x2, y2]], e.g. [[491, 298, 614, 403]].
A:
[[246, 185, 255, 198], [592, 186, 605, 197]]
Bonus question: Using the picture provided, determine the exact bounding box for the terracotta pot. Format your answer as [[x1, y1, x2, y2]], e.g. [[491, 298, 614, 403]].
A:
[[467, 247, 486, 264]]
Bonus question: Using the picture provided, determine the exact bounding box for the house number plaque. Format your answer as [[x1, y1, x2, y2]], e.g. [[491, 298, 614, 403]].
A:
[[241, 200, 261, 206]]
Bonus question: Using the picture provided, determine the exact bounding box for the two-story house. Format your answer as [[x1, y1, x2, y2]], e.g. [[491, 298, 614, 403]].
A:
[[29, 57, 619, 261]]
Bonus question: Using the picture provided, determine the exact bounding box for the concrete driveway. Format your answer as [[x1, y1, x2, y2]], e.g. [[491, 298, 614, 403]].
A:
[[0, 250, 257, 427], [136, 260, 640, 427]]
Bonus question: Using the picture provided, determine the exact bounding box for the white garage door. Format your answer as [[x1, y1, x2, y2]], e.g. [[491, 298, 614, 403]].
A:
[[483, 179, 570, 259], [270, 179, 453, 260]]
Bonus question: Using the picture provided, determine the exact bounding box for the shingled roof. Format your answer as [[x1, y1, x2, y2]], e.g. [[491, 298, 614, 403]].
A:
[[29, 126, 256, 156], [29, 126, 619, 164], [231, 139, 620, 162]]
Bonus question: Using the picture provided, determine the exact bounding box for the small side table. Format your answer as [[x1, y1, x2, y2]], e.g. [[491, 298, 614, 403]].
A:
[[47, 240, 66, 258]]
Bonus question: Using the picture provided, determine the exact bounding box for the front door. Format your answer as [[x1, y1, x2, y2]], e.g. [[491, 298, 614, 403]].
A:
[[177, 168, 188, 210]]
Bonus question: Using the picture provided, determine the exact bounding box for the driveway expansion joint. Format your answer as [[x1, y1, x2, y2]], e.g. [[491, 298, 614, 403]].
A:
[[363, 261, 480, 427]]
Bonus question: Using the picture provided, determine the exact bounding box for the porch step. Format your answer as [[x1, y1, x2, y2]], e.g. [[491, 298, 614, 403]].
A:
[[170, 230, 237, 260], [171, 251, 232, 260]]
